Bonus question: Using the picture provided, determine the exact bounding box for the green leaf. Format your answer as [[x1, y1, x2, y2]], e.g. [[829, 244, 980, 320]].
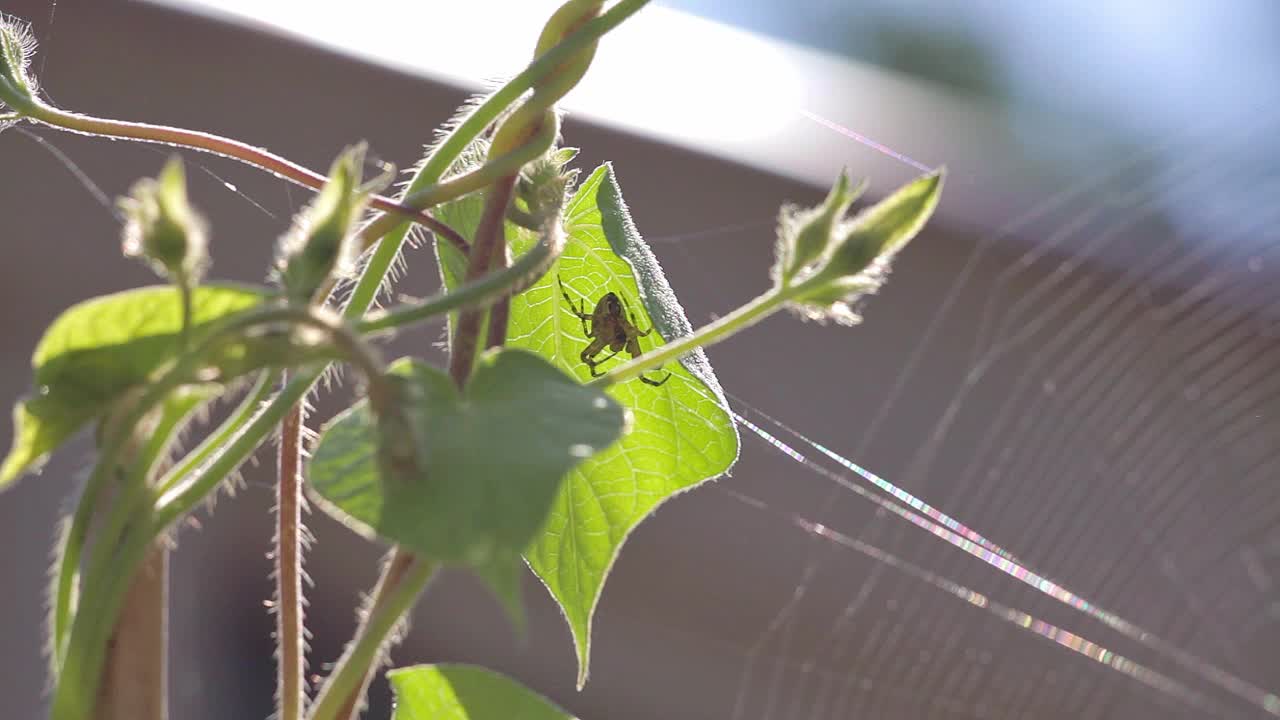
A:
[[275, 144, 380, 302], [307, 350, 627, 625], [389, 664, 574, 720], [774, 169, 865, 284], [119, 156, 209, 284], [823, 169, 944, 278], [791, 169, 945, 326], [437, 162, 739, 686], [1, 283, 266, 486], [431, 152, 541, 339]]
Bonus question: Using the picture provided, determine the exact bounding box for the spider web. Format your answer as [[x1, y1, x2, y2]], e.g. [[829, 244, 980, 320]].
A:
[[686, 103, 1280, 719]]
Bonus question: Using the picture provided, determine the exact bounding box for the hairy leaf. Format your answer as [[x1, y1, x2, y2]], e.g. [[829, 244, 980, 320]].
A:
[[1, 283, 265, 486], [389, 664, 574, 720], [436, 162, 739, 685], [308, 350, 626, 622]]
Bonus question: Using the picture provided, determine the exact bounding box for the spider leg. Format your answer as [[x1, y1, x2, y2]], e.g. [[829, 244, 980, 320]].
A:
[[619, 294, 655, 336], [639, 370, 672, 387], [557, 275, 594, 336], [583, 347, 623, 376], [625, 337, 671, 386]]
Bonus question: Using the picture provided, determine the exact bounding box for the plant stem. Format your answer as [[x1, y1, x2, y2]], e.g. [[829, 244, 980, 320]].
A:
[[54, 385, 200, 720], [152, 372, 310, 529], [307, 551, 436, 720], [450, 175, 518, 383], [52, 462, 106, 669], [52, 398, 174, 672], [309, 6, 647, 712], [355, 227, 559, 336], [51, 381, 207, 670], [592, 286, 794, 388], [53, 305, 377, 718], [338, 0, 650, 329], [178, 280, 193, 353], [485, 292, 511, 350], [350, 0, 651, 250], [148, 303, 382, 525], [50, 2, 651, 713], [305, 144, 516, 720], [356, 142, 541, 251], [6, 96, 464, 249], [51, 520, 161, 720], [97, 540, 168, 720], [154, 372, 273, 496], [275, 389, 306, 720]]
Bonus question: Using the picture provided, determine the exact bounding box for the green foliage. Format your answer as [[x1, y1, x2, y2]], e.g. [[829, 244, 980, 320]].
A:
[[787, 170, 945, 325], [517, 147, 580, 224], [1, 284, 265, 486], [307, 350, 626, 622], [275, 144, 380, 303], [119, 156, 209, 284], [0, 13, 37, 104], [389, 664, 575, 720], [774, 169, 866, 285], [438, 162, 739, 684], [0, 1, 947, 716]]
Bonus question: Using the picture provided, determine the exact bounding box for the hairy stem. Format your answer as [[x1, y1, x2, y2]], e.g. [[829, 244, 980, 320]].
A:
[[307, 551, 437, 720], [54, 386, 195, 720], [349, 0, 650, 252], [485, 293, 511, 350], [275, 391, 307, 720], [52, 522, 162, 720], [49, 3, 651, 714], [309, 5, 641, 712], [450, 175, 518, 383], [52, 305, 380, 719], [97, 540, 167, 720], [152, 373, 310, 529], [6, 97, 466, 251], [154, 372, 273, 496], [355, 225, 559, 336]]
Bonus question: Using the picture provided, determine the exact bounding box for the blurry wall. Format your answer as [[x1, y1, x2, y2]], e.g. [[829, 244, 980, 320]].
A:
[[1, 2, 1276, 719]]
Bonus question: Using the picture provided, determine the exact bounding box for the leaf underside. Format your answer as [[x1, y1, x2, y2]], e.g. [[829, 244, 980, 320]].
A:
[[1, 283, 265, 486], [389, 663, 575, 720], [437, 162, 740, 685], [307, 350, 627, 627]]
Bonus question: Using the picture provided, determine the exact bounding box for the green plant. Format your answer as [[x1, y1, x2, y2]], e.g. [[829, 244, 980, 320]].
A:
[[0, 2, 943, 719]]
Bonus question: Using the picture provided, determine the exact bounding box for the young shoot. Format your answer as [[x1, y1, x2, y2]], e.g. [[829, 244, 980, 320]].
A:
[[274, 144, 385, 304]]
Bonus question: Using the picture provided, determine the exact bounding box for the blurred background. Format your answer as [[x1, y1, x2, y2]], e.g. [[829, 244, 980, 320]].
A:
[[1, 0, 1278, 718]]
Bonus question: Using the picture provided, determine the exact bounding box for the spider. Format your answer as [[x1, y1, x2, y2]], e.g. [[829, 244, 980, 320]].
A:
[[558, 275, 672, 387]]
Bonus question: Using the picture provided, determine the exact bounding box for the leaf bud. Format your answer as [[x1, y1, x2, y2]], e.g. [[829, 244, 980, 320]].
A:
[[773, 169, 866, 285], [119, 156, 209, 284], [0, 15, 38, 109], [787, 169, 945, 325], [275, 144, 380, 303], [516, 146, 578, 221]]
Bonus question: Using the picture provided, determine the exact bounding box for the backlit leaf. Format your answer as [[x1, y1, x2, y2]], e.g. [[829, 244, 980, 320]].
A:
[[389, 664, 574, 720], [1, 283, 265, 486], [308, 350, 627, 623], [436, 162, 739, 685]]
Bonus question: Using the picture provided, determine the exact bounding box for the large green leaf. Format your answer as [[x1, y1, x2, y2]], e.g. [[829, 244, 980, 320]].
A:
[[1, 283, 266, 486], [436, 163, 739, 685], [389, 664, 574, 720], [307, 350, 627, 620]]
